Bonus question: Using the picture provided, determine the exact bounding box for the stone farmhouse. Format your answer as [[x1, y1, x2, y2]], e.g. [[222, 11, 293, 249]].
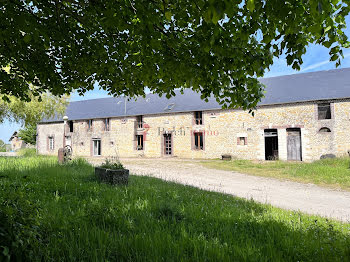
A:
[[38, 68, 350, 161]]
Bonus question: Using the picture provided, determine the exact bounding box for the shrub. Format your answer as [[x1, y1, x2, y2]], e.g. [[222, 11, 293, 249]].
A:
[[99, 158, 124, 170], [17, 148, 37, 157]]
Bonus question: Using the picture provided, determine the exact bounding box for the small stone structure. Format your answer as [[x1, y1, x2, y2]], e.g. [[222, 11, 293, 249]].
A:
[[95, 167, 129, 185], [221, 154, 232, 161], [58, 145, 73, 164]]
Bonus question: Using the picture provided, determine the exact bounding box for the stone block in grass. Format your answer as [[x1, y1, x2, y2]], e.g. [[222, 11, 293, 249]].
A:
[[95, 167, 129, 185]]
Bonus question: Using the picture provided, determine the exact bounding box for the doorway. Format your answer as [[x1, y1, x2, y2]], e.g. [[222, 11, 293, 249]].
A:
[[264, 129, 278, 160], [287, 128, 302, 161], [163, 133, 172, 156], [65, 136, 71, 147]]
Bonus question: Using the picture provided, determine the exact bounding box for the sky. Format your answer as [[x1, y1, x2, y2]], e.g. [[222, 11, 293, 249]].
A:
[[1, 16, 350, 143]]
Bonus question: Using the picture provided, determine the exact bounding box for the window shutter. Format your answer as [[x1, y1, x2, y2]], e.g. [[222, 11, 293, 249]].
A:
[[237, 137, 240, 145], [191, 131, 194, 150], [161, 134, 164, 155], [134, 135, 137, 151], [202, 132, 205, 151], [100, 139, 102, 156], [244, 137, 248, 145]]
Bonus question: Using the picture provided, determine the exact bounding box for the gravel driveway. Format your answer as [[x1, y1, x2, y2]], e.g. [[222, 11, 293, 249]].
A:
[[114, 158, 350, 222]]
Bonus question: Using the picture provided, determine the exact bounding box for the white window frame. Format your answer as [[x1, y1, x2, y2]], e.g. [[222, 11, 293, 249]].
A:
[[93, 139, 101, 156], [49, 136, 54, 150]]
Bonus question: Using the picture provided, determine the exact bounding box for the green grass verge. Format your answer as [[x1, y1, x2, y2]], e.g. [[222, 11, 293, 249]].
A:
[[17, 148, 37, 157], [202, 158, 350, 190], [1, 156, 350, 261]]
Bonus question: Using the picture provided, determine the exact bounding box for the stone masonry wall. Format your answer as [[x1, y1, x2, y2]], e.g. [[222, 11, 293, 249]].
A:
[[37, 100, 350, 161], [37, 122, 65, 155]]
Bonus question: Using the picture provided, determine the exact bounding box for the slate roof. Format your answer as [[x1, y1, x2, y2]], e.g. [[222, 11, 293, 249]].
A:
[[41, 68, 350, 123]]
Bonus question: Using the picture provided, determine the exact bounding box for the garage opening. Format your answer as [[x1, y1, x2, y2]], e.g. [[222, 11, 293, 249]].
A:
[[264, 129, 278, 160]]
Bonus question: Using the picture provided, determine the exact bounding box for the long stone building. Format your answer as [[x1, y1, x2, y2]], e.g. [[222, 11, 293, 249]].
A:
[[38, 68, 350, 161]]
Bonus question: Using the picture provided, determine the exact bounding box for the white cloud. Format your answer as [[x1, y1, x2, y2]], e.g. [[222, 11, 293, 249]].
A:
[[300, 52, 350, 72]]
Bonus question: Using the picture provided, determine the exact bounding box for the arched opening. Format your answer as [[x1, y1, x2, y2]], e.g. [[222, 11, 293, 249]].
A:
[[319, 127, 331, 133]]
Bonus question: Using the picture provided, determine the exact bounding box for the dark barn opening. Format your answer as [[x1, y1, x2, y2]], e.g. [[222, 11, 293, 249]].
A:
[[264, 129, 278, 160]]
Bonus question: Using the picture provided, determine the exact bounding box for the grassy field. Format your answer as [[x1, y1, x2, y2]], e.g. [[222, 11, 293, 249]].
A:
[[202, 158, 350, 190], [1, 156, 350, 261]]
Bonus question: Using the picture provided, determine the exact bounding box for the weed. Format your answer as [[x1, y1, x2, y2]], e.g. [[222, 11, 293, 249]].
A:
[[17, 148, 37, 157], [99, 158, 124, 170]]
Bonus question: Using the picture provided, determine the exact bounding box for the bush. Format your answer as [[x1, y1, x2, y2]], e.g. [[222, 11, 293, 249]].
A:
[[17, 148, 37, 157], [99, 158, 124, 170]]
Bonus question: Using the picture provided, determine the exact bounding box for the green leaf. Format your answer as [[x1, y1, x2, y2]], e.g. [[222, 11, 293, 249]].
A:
[[211, 8, 220, 24], [247, 0, 255, 12], [324, 26, 332, 34], [23, 34, 32, 43], [165, 11, 172, 21]]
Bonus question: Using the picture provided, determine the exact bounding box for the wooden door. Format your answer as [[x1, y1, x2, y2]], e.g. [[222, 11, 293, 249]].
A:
[[163, 134, 172, 155], [287, 129, 301, 161]]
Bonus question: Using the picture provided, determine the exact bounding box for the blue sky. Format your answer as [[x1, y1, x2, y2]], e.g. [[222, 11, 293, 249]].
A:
[[1, 16, 350, 143]]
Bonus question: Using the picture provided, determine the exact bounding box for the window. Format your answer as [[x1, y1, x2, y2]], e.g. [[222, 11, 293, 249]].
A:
[[194, 132, 204, 150], [319, 127, 331, 133], [48, 136, 54, 150], [137, 116, 143, 128], [93, 139, 101, 156], [87, 119, 93, 130], [136, 135, 143, 150], [237, 137, 247, 146], [318, 103, 331, 120], [68, 121, 74, 132], [194, 111, 203, 125], [105, 118, 110, 131]]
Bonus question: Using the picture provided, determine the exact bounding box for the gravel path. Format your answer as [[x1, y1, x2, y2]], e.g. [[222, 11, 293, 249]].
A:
[[118, 158, 350, 222]]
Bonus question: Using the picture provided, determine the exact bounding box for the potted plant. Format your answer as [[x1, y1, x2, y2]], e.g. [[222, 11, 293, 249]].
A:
[[95, 159, 129, 185]]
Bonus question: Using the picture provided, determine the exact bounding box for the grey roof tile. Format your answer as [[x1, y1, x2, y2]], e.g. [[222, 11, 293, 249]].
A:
[[41, 68, 350, 122]]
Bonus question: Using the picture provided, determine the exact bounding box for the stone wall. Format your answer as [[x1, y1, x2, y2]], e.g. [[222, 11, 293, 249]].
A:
[[37, 100, 350, 161], [37, 122, 65, 155]]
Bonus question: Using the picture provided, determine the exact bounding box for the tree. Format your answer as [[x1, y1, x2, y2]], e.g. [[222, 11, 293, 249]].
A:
[[18, 124, 36, 145], [0, 1, 349, 110], [0, 92, 69, 126], [0, 139, 5, 152]]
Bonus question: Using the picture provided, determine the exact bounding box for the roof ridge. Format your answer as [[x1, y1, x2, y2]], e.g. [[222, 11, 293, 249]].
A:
[[261, 67, 350, 80]]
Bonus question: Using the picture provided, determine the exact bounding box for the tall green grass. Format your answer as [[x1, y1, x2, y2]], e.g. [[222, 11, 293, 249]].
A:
[[1, 156, 350, 261], [17, 148, 37, 157], [202, 158, 350, 190]]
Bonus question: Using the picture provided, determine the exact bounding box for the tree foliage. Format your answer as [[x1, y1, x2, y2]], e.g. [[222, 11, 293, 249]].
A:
[[0, 0, 349, 109], [0, 139, 5, 152], [0, 92, 69, 126], [17, 124, 36, 145]]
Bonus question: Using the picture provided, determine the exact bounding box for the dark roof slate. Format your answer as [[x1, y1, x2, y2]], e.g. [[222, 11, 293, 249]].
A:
[[41, 68, 350, 122]]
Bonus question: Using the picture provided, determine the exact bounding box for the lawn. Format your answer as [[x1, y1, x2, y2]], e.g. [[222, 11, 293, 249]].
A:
[[1, 156, 350, 261], [201, 158, 350, 190]]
